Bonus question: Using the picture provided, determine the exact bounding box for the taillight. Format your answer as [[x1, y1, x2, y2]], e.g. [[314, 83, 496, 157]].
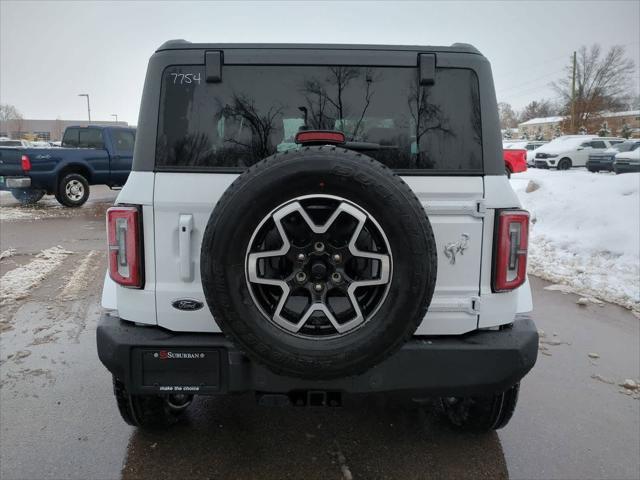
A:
[[21, 155, 31, 172], [295, 130, 346, 145], [493, 209, 529, 292], [107, 206, 143, 288]]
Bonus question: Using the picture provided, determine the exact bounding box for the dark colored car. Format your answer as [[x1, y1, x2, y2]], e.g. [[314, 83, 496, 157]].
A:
[[0, 125, 135, 206], [586, 140, 640, 173], [613, 144, 640, 174]]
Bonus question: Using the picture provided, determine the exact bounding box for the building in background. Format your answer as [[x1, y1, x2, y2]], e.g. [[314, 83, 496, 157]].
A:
[[517, 110, 639, 140], [518, 116, 564, 140], [0, 118, 129, 141], [596, 110, 640, 137]]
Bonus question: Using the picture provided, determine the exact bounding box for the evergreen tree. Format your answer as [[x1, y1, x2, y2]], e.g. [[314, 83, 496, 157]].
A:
[[619, 123, 632, 139], [597, 121, 611, 137], [503, 128, 512, 140], [553, 124, 563, 138], [578, 126, 588, 135], [521, 127, 529, 140], [535, 126, 544, 141]]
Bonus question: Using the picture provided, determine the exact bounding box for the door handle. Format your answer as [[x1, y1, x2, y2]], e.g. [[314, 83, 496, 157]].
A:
[[178, 214, 194, 281]]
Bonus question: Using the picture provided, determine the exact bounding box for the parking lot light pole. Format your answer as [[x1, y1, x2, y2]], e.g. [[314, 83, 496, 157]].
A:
[[570, 51, 576, 134], [111, 114, 118, 123], [78, 94, 91, 122]]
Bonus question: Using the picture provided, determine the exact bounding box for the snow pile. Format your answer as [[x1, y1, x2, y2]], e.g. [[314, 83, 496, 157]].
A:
[[60, 250, 98, 300], [0, 246, 73, 306], [0, 248, 17, 261], [511, 169, 640, 312], [0, 192, 71, 222], [0, 205, 71, 222], [0, 208, 35, 221]]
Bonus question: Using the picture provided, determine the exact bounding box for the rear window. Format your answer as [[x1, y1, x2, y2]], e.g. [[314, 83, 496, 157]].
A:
[[62, 128, 105, 149], [112, 129, 135, 152], [62, 128, 79, 147], [79, 129, 104, 149], [156, 65, 482, 173]]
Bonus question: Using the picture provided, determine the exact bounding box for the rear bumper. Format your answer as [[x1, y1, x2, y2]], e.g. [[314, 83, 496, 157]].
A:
[[508, 162, 527, 173], [534, 160, 552, 169], [614, 163, 640, 173], [586, 159, 613, 171], [97, 313, 539, 397], [0, 176, 31, 189]]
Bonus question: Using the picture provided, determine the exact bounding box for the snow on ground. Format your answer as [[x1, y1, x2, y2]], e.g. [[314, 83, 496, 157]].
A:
[[0, 191, 72, 222], [511, 169, 640, 312], [0, 246, 73, 306], [0, 205, 72, 222]]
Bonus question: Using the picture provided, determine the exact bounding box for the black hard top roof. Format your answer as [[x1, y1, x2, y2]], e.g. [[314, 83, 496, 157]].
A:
[[156, 39, 482, 56]]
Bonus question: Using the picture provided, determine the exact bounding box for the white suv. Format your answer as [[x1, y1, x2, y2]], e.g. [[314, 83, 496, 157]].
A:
[[534, 135, 624, 169], [97, 41, 538, 432]]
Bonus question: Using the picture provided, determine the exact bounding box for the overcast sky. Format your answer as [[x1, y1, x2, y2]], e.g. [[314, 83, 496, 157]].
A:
[[1, 0, 638, 125]]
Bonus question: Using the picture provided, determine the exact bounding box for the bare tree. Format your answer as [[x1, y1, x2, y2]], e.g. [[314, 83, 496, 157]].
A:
[[220, 93, 283, 162], [299, 66, 369, 137], [52, 118, 64, 141], [0, 104, 24, 138], [552, 44, 635, 130], [0, 104, 22, 122], [350, 69, 377, 140], [326, 66, 360, 127], [519, 99, 557, 122], [407, 81, 454, 168], [300, 79, 334, 130], [498, 102, 519, 129]]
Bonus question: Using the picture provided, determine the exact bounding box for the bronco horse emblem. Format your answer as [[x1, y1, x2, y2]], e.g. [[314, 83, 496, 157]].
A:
[[444, 233, 470, 265]]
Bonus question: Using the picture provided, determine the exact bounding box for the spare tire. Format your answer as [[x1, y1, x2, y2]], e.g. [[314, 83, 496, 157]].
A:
[[201, 146, 437, 379]]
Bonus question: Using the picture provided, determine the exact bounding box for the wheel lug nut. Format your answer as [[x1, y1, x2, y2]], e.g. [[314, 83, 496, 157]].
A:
[[333, 254, 342, 263], [314, 242, 325, 253], [297, 253, 306, 262], [331, 272, 342, 283], [314, 283, 323, 292], [295, 271, 307, 283]]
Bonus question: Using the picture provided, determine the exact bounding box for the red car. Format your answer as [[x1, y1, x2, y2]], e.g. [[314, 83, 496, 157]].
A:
[[503, 148, 527, 177]]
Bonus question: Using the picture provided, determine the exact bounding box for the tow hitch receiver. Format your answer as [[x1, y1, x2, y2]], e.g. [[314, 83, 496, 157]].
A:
[[256, 391, 343, 407]]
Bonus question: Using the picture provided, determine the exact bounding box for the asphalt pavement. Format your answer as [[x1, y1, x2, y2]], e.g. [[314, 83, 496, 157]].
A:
[[1, 188, 638, 480]]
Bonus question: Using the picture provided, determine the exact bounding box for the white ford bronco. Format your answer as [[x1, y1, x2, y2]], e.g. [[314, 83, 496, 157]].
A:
[[97, 41, 538, 431]]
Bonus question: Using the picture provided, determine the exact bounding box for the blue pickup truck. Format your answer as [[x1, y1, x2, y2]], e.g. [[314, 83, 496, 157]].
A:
[[0, 125, 135, 207]]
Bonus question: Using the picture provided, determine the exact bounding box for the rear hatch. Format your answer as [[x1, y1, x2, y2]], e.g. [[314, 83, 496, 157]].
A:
[[150, 51, 488, 336]]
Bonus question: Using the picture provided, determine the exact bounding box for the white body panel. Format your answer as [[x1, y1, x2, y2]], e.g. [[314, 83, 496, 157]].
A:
[[110, 171, 532, 335], [481, 175, 532, 326], [151, 174, 486, 335], [404, 177, 484, 335], [109, 172, 157, 325], [615, 149, 640, 161], [153, 173, 236, 331], [535, 136, 623, 168], [101, 272, 117, 310]]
